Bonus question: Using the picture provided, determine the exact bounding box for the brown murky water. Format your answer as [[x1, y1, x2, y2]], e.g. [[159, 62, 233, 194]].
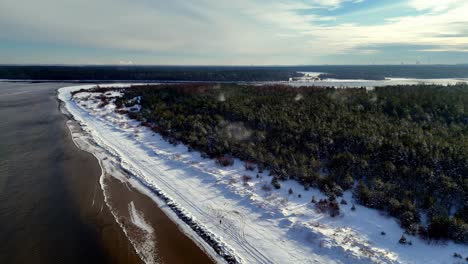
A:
[[0, 82, 214, 264]]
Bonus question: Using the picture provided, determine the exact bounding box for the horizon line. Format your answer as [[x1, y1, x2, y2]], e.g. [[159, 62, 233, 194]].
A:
[[1, 63, 468, 67]]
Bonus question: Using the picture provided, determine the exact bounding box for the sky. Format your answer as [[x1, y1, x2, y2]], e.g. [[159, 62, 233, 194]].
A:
[[2, 0, 468, 65]]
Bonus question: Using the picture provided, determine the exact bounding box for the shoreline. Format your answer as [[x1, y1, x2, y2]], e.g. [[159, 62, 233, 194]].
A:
[[58, 86, 223, 264], [62, 118, 144, 264], [58, 91, 144, 264]]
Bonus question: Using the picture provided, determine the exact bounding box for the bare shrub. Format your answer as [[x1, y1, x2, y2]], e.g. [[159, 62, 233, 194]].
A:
[[97, 95, 109, 108], [261, 183, 272, 192], [115, 109, 128, 115], [315, 199, 340, 217], [215, 155, 234, 167], [242, 175, 252, 185], [228, 178, 237, 185], [244, 161, 256, 171], [141, 121, 152, 127], [271, 177, 281, 189]]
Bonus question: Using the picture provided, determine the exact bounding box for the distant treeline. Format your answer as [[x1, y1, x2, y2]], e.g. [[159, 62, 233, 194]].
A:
[[0, 66, 301, 82], [293, 65, 468, 80], [2, 65, 468, 81], [112, 83, 467, 244]]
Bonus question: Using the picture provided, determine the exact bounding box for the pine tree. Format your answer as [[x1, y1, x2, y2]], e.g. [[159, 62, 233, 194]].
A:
[[399, 235, 407, 244], [311, 196, 317, 203], [271, 177, 281, 189]]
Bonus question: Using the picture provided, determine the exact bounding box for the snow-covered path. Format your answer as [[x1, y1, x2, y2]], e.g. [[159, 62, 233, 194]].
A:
[[58, 84, 468, 264]]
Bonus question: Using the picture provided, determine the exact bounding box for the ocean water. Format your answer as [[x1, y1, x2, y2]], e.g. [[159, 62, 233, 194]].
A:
[[0, 82, 114, 263]]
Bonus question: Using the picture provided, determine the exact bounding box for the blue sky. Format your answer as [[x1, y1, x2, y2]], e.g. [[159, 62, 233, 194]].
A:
[[1, 0, 468, 65]]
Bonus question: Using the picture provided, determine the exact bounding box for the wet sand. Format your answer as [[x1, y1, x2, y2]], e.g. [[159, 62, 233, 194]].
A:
[[103, 175, 216, 264], [62, 119, 143, 264], [0, 82, 214, 264]]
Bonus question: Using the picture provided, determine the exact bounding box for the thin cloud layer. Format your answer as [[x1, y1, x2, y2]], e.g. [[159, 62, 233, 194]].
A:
[[1, 0, 468, 64]]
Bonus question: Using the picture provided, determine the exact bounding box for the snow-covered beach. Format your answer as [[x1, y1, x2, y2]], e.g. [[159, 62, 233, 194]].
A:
[[58, 84, 468, 264]]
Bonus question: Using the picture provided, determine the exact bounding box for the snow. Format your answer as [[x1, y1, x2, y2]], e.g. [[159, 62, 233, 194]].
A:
[[128, 201, 159, 264], [287, 77, 468, 88], [129, 201, 154, 234], [58, 84, 468, 264], [298, 72, 324, 78]]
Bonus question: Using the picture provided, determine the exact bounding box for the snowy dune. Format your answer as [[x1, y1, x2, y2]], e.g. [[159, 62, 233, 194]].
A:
[[58, 84, 468, 264]]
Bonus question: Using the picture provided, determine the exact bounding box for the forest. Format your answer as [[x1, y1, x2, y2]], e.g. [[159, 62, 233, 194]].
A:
[[3, 65, 468, 81], [109, 83, 467, 244], [0, 66, 301, 82]]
